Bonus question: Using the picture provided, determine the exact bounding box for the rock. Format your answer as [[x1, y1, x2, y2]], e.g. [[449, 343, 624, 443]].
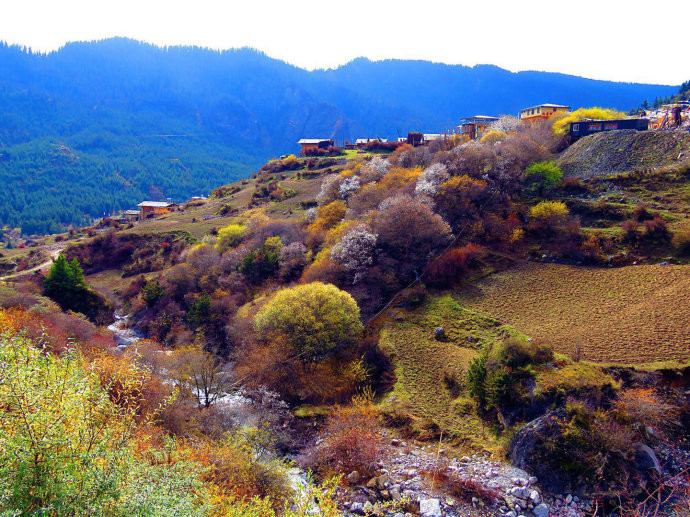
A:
[[528, 476, 538, 484], [375, 474, 390, 490], [389, 486, 402, 501], [366, 477, 377, 489], [380, 489, 390, 500], [434, 326, 445, 340], [503, 512, 517, 517], [565, 494, 573, 504], [529, 490, 541, 504], [346, 471, 360, 484], [391, 438, 401, 447], [532, 503, 549, 517], [419, 498, 442, 517], [634, 443, 661, 475], [350, 501, 365, 515], [510, 486, 531, 499], [362, 501, 373, 514]]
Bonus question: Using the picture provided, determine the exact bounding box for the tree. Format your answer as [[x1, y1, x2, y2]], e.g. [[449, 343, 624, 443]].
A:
[[330, 224, 377, 283], [254, 282, 363, 364], [43, 255, 88, 311], [524, 161, 563, 197], [529, 201, 570, 233]]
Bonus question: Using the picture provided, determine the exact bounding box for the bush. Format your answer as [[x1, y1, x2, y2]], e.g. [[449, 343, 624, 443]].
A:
[[529, 201, 570, 233], [300, 395, 384, 477], [524, 161, 563, 197], [141, 279, 165, 307], [643, 215, 671, 243], [255, 282, 363, 364], [425, 244, 486, 288], [673, 227, 690, 256], [216, 224, 245, 252]]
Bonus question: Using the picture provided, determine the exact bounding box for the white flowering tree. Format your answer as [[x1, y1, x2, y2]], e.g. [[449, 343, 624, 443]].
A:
[[331, 224, 377, 283], [415, 163, 450, 196]]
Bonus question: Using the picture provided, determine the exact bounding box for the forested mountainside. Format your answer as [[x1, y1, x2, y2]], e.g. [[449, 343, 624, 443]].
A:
[[0, 38, 677, 234]]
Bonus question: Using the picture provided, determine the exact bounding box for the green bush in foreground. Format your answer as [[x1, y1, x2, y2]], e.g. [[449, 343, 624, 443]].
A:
[[0, 331, 208, 516]]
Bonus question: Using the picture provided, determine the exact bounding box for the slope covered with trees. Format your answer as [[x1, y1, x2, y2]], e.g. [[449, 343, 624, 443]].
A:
[[0, 38, 678, 234]]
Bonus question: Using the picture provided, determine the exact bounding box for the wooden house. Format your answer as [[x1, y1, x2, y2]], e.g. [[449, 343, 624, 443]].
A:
[[519, 104, 570, 122], [355, 138, 388, 149], [297, 138, 334, 156], [137, 201, 178, 219], [569, 118, 648, 138], [459, 116, 499, 140]]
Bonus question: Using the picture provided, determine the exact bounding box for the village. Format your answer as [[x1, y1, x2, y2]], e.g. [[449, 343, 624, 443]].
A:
[[64, 99, 690, 230]]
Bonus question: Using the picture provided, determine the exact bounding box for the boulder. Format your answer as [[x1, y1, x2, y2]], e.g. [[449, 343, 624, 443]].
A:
[[434, 327, 445, 340], [346, 470, 360, 484], [634, 443, 661, 475]]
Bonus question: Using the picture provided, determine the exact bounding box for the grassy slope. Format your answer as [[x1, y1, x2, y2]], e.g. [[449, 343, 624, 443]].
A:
[[456, 262, 690, 364]]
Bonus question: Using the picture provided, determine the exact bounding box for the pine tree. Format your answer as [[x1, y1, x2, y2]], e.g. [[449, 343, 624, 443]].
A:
[[44, 256, 88, 311]]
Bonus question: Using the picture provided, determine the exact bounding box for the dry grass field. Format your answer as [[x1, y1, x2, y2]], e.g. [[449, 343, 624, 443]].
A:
[[456, 262, 690, 364]]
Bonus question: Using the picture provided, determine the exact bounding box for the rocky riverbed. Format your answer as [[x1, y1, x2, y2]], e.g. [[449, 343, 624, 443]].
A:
[[335, 435, 592, 517]]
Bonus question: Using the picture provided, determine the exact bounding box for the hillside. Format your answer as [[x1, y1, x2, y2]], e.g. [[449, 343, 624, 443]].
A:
[[2, 102, 690, 515], [0, 38, 678, 234], [557, 129, 690, 177]]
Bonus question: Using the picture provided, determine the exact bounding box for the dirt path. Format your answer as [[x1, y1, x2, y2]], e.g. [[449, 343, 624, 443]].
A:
[[0, 245, 65, 281]]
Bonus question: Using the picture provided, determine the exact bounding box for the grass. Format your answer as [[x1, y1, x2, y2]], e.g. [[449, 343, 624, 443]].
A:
[[455, 262, 690, 364], [377, 294, 523, 455]]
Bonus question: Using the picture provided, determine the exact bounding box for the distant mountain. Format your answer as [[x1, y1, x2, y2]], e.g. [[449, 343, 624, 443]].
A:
[[0, 38, 677, 234]]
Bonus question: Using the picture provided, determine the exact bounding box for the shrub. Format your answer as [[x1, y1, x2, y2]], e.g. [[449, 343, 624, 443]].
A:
[[421, 467, 499, 504], [673, 227, 690, 256], [434, 175, 489, 227], [141, 279, 165, 307], [300, 395, 384, 477], [529, 201, 569, 233], [330, 224, 377, 283], [643, 215, 671, 243], [524, 161, 563, 197], [309, 201, 347, 232], [425, 244, 486, 288], [255, 282, 363, 364], [216, 224, 245, 252]]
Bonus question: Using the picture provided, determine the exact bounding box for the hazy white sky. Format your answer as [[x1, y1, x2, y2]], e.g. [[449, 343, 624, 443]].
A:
[[1, 0, 687, 85]]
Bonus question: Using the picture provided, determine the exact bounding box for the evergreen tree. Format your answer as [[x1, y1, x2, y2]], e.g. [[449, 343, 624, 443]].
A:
[[43, 256, 88, 311]]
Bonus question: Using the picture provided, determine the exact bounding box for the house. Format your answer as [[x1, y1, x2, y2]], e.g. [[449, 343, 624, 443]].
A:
[[355, 138, 388, 148], [520, 104, 570, 121], [297, 138, 334, 156], [459, 116, 499, 140], [121, 210, 141, 223], [137, 201, 178, 219], [569, 118, 648, 138]]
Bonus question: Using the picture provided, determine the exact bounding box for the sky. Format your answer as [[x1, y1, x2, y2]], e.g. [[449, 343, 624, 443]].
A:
[[1, 0, 688, 85]]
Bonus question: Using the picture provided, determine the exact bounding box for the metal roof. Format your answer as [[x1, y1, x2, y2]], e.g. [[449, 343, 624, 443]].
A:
[[137, 201, 175, 208], [356, 138, 388, 144], [521, 104, 571, 111], [297, 138, 332, 144], [461, 115, 499, 123]]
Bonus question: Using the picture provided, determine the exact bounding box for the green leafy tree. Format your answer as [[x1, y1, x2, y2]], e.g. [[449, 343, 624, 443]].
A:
[[43, 255, 88, 311], [524, 161, 563, 197], [239, 236, 284, 283], [254, 282, 363, 363], [187, 294, 212, 329]]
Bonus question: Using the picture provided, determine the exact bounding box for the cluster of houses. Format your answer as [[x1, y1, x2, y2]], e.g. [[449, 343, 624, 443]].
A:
[[297, 99, 689, 155], [297, 103, 576, 155]]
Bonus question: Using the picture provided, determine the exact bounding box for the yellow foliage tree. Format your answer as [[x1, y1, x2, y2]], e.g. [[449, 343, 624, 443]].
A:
[[308, 200, 347, 232], [215, 224, 245, 252], [552, 107, 626, 135], [254, 282, 362, 364]]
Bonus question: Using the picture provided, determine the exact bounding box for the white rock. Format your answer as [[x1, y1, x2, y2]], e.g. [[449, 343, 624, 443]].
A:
[[529, 490, 541, 504], [419, 498, 442, 517]]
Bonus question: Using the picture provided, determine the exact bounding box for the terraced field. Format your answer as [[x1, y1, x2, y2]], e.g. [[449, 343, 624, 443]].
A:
[[457, 262, 690, 364]]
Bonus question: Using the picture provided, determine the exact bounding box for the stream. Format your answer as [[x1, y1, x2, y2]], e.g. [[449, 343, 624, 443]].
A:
[[106, 310, 143, 350]]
